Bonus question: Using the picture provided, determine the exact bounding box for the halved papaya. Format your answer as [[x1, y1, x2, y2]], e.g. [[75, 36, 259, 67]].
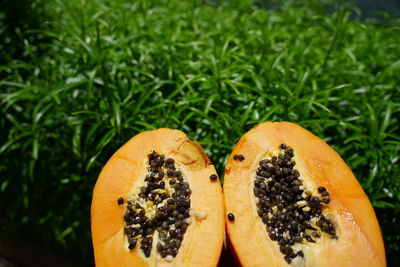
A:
[[223, 122, 385, 266], [91, 129, 224, 266]]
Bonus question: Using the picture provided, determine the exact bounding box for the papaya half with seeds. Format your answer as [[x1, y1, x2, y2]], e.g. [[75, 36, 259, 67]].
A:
[[91, 128, 224, 267], [223, 122, 385, 267]]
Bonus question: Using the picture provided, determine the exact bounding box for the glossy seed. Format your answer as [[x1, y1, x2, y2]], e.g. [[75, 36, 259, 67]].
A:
[[312, 231, 320, 238], [318, 187, 326, 193], [128, 239, 137, 250], [167, 169, 174, 177], [149, 151, 158, 160], [227, 213, 235, 221], [117, 197, 124, 205], [321, 191, 330, 197], [209, 174, 218, 181]]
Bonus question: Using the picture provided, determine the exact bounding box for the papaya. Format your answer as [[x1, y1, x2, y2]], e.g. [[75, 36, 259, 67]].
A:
[[223, 122, 385, 266], [91, 129, 224, 267]]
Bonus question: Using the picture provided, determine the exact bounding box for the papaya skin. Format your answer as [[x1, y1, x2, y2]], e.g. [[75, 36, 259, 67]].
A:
[[223, 122, 386, 267], [91, 128, 224, 267]]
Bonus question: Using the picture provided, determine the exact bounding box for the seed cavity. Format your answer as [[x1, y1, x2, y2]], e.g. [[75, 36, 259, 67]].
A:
[[122, 151, 192, 260], [253, 144, 337, 264]]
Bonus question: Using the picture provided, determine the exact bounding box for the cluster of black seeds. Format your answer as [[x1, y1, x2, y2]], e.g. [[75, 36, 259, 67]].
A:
[[123, 151, 191, 259], [254, 144, 337, 264], [233, 154, 245, 161]]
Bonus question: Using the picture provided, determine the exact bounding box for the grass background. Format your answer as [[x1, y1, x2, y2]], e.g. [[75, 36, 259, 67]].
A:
[[1, 0, 399, 266]]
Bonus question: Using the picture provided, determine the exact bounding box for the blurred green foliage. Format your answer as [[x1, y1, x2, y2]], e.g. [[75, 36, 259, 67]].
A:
[[0, 0, 51, 63], [0, 0, 399, 265]]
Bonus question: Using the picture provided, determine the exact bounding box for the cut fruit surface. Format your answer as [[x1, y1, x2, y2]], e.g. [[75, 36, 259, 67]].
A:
[[91, 128, 224, 267], [223, 122, 385, 267]]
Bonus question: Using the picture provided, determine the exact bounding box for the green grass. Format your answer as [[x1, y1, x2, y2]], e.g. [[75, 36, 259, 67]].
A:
[[1, 0, 399, 265]]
